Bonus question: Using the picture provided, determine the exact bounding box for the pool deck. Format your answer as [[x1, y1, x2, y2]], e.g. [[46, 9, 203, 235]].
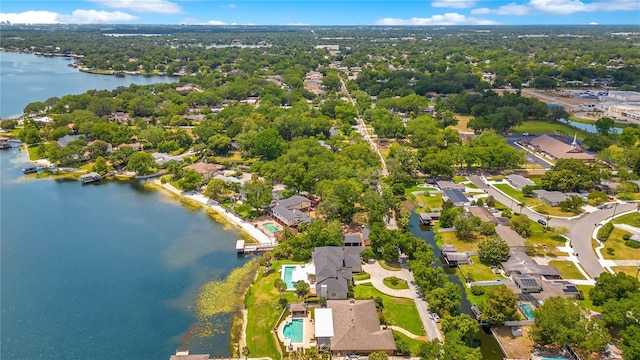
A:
[[281, 264, 315, 290], [277, 315, 315, 350]]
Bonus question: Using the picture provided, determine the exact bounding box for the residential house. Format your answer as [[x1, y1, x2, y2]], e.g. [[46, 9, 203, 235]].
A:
[[57, 134, 85, 147], [468, 206, 504, 225], [501, 249, 561, 279], [313, 247, 362, 300], [419, 212, 440, 225], [495, 226, 526, 249], [443, 252, 469, 266], [271, 206, 311, 227], [185, 162, 225, 181], [506, 174, 535, 190], [111, 111, 131, 123], [513, 276, 543, 293], [526, 134, 594, 162], [315, 300, 396, 355], [442, 189, 470, 207], [276, 195, 312, 211], [342, 233, 363, 247], [290, 303, 308, 318], [435, 179, 466, 191], [153, 152, 184, 167], [532, 189, 568, 207], [114, 142, 143, 151]]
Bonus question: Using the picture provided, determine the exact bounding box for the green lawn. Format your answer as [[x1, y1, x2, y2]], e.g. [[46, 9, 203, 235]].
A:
[[353, 272, 371, 281], [548, 260, 586, 280], [453, 176, 467, 184], [613, 266, 640, 278], [513, 120, 588, 140], [612, 212, 640, 226], [412, 192, 443, 210], [383, 276, 410, 290], [437, 231, 478, 252], [245, 261, 304, 359], [526, 226, 569, 257], [379, 260, 402, 271], [459, 256, 501, 282], [576, 285, 600, 312], [393, 331, 428, 355], [601, 228, 640, 260], [354, 283, 425, 336]]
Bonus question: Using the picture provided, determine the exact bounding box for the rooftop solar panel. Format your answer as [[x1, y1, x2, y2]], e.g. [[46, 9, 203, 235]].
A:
[[520, 278, 539, 287], [563, 285, 579, 293]]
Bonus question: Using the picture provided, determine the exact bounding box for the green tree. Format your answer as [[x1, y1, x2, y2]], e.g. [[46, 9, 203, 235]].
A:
[[204, 178, 227, 201], [510, 214, 532, 238], [252, 128, 286, 160], [482, 285, 519, 326], [243, 178, 273, 210], [589, 272, 640, 306], [177, 169, 202, 192], [427, 281, 461, 316], [558, 195, 585, 214], [208, 134, 232, 155], [126, 151, 155, 175], [620, 325, 640, 360], [595, 117, 615, 135], [92, 156, 108, 175], [368, 352, 388, 360], [294, 280, 310, 298], [274, 278, 287, 298], [441, 314, 479, 346], [478, 237, 509, 266]]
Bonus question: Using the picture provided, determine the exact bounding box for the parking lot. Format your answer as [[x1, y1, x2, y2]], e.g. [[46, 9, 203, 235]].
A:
[[503, 134, 553, 169]]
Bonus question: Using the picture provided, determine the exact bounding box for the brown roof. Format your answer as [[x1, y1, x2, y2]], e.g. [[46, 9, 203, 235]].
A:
[[185, 162, 225, 178], [468, 206, 497, 223], [495, 226, 526, 248], [290, 303, 307, 312], [327, 300, 396, 352], [528, 135, 594, 161]]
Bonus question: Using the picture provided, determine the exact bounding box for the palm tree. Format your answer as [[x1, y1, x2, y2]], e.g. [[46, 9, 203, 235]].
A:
[[545, 215, 552, 229], [518, 202, 524, 214]]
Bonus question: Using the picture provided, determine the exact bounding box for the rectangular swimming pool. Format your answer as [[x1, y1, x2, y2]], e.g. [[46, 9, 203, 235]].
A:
[[519, 303, 535, 319], [283, 266, 295, 289], [283, 318, 304, 343]]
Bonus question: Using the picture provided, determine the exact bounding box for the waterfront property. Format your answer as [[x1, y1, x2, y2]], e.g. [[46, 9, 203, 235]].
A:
[[276, 304, 315, 351], [315, 300, 396, 355], [281, 264, 314, 290], [79, 172, 101, 184], [313, 247, 362, 299], [419, 212, 440, 226], [22, 164, 39, 174], [442, 189, 470, 207]]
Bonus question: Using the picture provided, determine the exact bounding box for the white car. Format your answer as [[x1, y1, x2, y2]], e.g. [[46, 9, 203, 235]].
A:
[[431, 313, 441, 323]]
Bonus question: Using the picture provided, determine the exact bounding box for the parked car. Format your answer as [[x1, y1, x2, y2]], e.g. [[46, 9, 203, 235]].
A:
[[537, 219, 547, 226], [431, 313, 441, 323]]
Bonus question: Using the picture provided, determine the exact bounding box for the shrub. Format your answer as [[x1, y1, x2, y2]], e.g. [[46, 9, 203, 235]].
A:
[[471, 286, 485, 296], [625, 240, 640, 249], [606, 248, 615, 256], [598, 223, 614, 241], [623, 233, 631, 241]]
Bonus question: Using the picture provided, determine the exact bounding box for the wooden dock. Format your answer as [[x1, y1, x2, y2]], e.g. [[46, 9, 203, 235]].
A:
[[236, 240, 277, 254], [80, 172, 102, 184]]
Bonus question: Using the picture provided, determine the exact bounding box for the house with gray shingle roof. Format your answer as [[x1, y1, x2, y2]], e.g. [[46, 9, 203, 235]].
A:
[[313, 247, 362, 300], [532, 189, 568, 207], [271, 206, 311, 227], [443, 189, 470, 207], [506, 174, 535, 190]]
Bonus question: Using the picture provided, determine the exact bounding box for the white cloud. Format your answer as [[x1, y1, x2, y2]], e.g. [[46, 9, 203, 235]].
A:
[[0, 10, 60, 24], [376, 12, 498, 25], [179, 18, 227, 25], [432, 0, 477, 8], [89, 0, 182, 14], [529, 0, 640, 14], [57, 9, 137, 23], [589, 21, 598, 25], [472, 3, 531, 15], [0, 9, 137, 24], [227, 4, 237, 9], [207, 19, 227, 25]]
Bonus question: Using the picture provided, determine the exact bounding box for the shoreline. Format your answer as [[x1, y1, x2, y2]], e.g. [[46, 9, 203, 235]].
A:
[[152, 180, 276, 246]]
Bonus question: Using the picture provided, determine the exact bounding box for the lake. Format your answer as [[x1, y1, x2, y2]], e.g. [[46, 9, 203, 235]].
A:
[[0, 52, 243, 359], [0, 51, 177, 118]]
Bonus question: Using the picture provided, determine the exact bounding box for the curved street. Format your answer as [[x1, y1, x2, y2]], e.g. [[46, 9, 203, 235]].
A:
[[468, 175, 638, 278]]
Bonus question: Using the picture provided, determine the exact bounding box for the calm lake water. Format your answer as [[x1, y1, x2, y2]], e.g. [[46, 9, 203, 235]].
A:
[[0, 53, 245, 359], [0, 51, 177, 118]]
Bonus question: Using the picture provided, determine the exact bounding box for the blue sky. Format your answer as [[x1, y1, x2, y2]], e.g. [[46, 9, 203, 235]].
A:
[[1, 0, 639, 25]]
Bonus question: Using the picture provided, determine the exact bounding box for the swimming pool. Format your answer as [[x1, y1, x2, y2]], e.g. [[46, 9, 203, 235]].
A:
[[283, 318, 304, 343], [519, 303, 535, 319], [283, 265, 295, 289], [264, 223, 279, 233]]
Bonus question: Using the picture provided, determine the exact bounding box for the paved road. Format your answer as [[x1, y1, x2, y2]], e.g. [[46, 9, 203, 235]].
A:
[[468, 175, 638, 278]]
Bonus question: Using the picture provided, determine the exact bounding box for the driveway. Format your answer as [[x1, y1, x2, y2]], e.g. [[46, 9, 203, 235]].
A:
[[361, 261, 443, 341]]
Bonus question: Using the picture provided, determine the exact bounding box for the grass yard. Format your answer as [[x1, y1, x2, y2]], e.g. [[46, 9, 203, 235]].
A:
[[601, 228, 640, 260], [412, 192, 443, 210], [613, 266, 640, 277], [215, 151, 243, 164], [354, 283, 425, 336], [453, 176, 467, 184], [513, 120, 588, 140], [383, 276, 410, 290], [379, 260, 402, 271], [526, 228, 569, 257], [393, 331, 428, 355], [451, 114, 472, 132], [245, 261, 305, 359], [576, 285, 600, 312], [353, 272, 371, 281], [459, 256, 501, 282], [437, 231, 478, 252], [548, 260, 586, 280], [533, 203, 576, 217], [612, 212, 640, 226]]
